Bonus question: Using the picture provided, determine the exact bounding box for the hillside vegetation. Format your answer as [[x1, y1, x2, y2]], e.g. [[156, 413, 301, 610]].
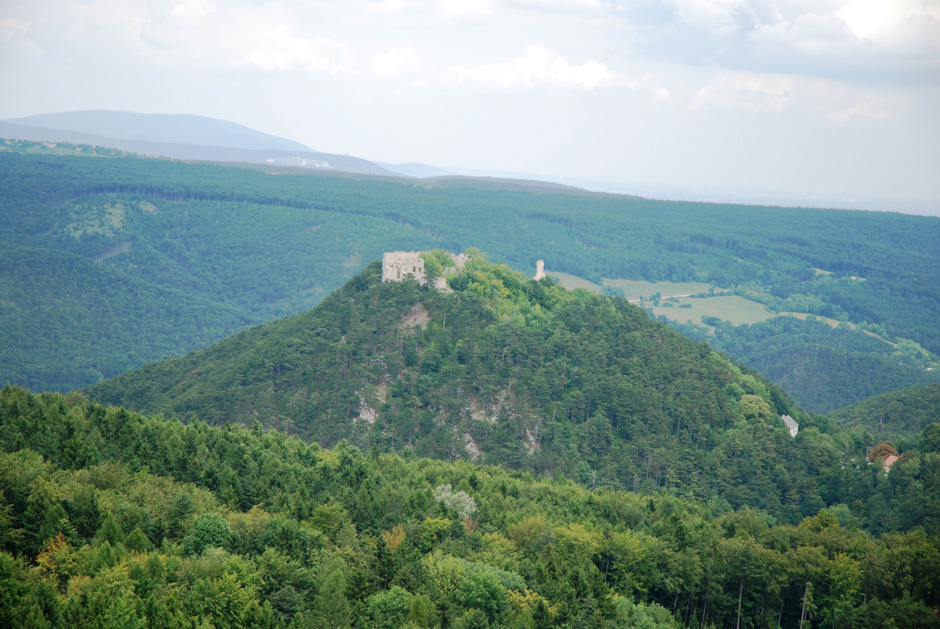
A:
[[1, 148, 939, 412], [2, 385, 939, 628], [827, 383, 940, 441], [668, 316, 940, 413], [88, 256, 940, 534]]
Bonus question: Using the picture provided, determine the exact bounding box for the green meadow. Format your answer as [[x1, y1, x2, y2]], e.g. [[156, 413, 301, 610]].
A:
[[648, 295, 775, 328]]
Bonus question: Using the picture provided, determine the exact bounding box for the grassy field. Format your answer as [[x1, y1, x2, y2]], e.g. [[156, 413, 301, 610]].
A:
[[548, 271, 604, 293], [549, 271, 899, 345], [649, 296, 775, 328], [548, 273, 718, 299], [603, 278, 716, 299]]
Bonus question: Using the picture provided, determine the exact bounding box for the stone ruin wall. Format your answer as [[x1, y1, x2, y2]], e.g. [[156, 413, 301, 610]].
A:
[[382, 251, 426, 283], [381, 251, 472, 286], [382, 251, 542, 287]]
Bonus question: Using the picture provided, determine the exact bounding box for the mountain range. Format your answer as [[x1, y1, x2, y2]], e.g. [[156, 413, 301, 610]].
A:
[[1, 110, 447, 179]]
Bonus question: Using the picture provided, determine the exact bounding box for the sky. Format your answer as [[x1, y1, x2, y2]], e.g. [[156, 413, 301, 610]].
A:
[[1, 0, 939, 214]]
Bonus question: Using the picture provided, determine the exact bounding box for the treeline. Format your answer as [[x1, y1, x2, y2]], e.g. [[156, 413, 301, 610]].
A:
[[2, 385, 939, 628]]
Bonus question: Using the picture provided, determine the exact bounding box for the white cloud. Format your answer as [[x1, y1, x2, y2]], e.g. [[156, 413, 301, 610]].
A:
[[827, 91, 912, 123], [503, 0, 603, 13], [692, 71, 797, 113], [169, 0, 215, 25], [440, 0, 495, 20], [663, 0, 747, 35], [371, 46, 419, 77], [689, 68, 917, 125], [748, 11, 854, 56], [0, 17, 30, 39], [241, 32, 351, 74], [361, 0, 403, 13], [448, 44, 617, 91]]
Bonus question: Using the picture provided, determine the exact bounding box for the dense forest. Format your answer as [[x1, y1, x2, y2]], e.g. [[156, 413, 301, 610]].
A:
[[827, 383, 940, 441], [87, 256, 940, 534], [665, 316, 940, 413], [2, 147, 939, 412], [2, 385, 939, 628]]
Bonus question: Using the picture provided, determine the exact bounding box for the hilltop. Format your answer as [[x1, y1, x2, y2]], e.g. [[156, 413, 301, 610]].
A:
[[84, 252, 939, 533]]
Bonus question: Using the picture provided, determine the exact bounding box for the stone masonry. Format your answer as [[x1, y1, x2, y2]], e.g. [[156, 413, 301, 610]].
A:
[[382, 251, 426, 283]]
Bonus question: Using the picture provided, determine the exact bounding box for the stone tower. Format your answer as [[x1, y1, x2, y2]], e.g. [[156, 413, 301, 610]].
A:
[[534, 260, 545, 281]]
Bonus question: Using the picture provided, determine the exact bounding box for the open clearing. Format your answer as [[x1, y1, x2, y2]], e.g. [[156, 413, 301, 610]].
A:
[[548, 271, 894, 342], [603, 278, 715, 300], [548, 273, 718, 299], [648, 295, 775, 328], [548, 271, 604, 293]]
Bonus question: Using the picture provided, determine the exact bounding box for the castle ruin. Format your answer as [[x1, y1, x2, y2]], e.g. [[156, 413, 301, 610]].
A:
[[382, 251, 471, 289], [534, 260, 545, 281], [382, 251, 545, 289], [382, 251, 426, 283]]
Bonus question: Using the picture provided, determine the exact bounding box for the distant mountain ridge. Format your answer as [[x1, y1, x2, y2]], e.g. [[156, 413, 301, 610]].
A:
[[4, 110, 310, 151], [0, 110, 400, 177]]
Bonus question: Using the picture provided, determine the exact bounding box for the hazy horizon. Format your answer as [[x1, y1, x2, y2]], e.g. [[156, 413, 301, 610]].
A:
[[2, 0, 938, 215]]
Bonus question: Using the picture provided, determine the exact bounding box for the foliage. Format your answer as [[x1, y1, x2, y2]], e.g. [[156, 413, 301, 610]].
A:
[[679, 316, 940, 413], [1, 385, 938, 627], [828, 383, 940, 440]]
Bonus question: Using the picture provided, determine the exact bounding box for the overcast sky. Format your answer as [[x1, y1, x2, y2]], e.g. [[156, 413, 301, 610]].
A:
[[2, 0, 939, 213]]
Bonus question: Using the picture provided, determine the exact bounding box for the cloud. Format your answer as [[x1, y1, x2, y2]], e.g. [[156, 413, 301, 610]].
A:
[[689, 68, 916, 125], [240, 32, 351, 74], [0, 17, 30, 39], [371, 46, 419, 77], [662, 0, 746, 36], [447, 44, 617, 91], [827, 91, 913, 123], [503, 0, 603, 13], [606, 0, 940, 84], [440, 0, 495, 20], [360, 0, 403, 14], [691, 71, 797, 113]]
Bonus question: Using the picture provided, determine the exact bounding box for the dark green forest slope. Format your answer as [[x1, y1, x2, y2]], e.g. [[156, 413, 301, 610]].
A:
[[2, 386, 939, 628], [2, 147, 938, 412], [0, 245, 258, 391], [88, 257, 940, 533], [828, 383, 940, 441], [669, 317, 940, 413]]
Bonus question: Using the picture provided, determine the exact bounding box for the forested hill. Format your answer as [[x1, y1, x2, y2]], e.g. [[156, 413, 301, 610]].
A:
[[88, 255, 937, 532], [827, 382, 940, 441], [2, 148, 939, 412], [3, 386, 939, 628]]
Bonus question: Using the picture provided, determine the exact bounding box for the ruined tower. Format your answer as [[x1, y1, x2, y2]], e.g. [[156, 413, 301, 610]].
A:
[[534, 259, 545, 281]]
